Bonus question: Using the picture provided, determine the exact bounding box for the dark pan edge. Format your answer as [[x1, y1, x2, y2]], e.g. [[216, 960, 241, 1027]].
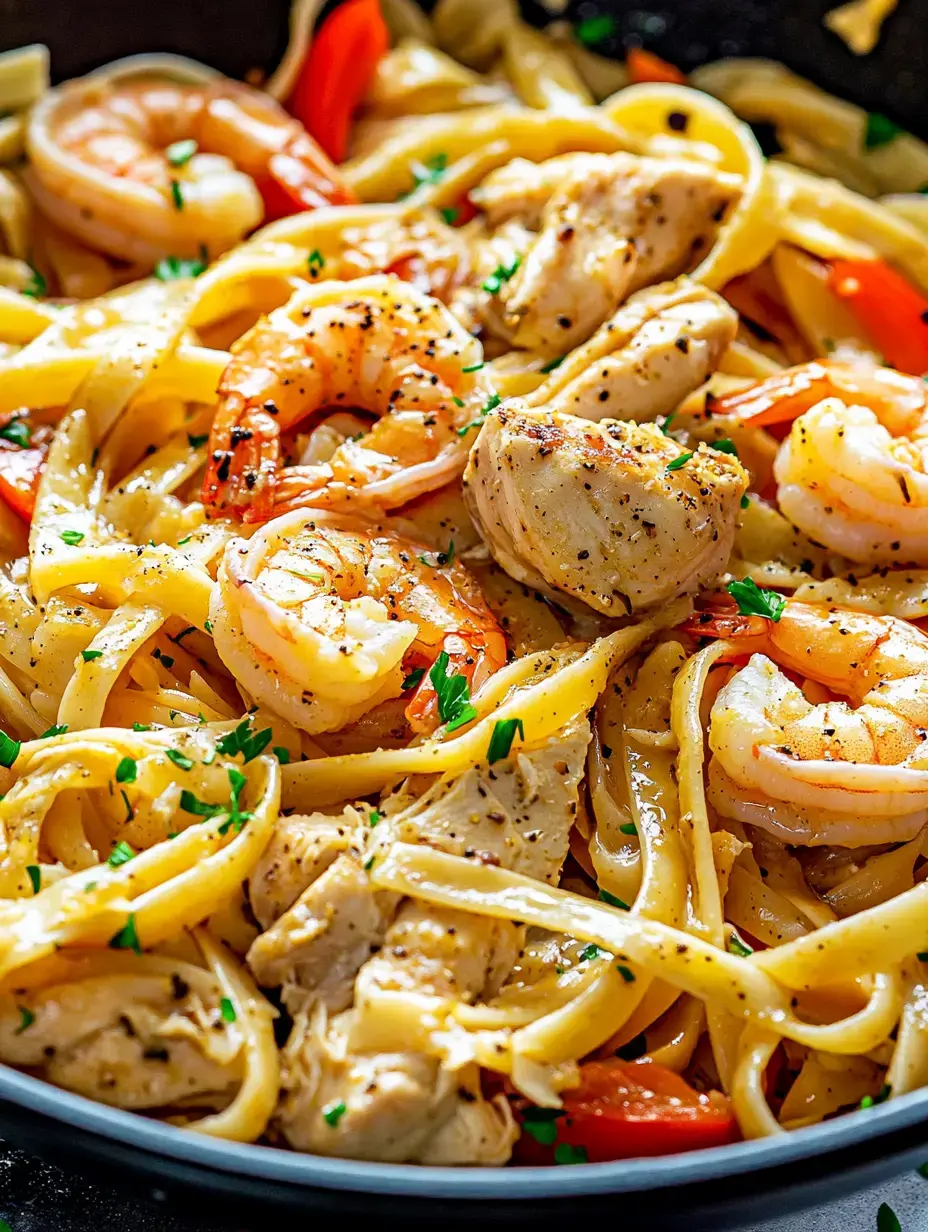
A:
[[0, 1061, 926, 1202]]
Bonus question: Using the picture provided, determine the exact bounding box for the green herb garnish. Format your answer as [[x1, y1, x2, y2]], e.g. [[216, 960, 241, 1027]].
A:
[[598, 889, 628, 910], [404, 152, 448, 196], [486, 717, 524, 765], [864, 112, 902, 150], [25, 865, 40, 895], [109, 912, 142, 954], [578, 943, 603, 962], [187, 432, 209, 448], [666, 451, 693, 472], [429, 650, 477, 732], [553, 1143, 588, 1165], [418, 540, 455, 569], [219, 996, 237, 1023], [0, 417, 30, 446], [155, 253, 207, 281], [107, 840, 135, 868], [575, 14, 617, 46], [217, 766, 252, 835], [539, 355, 565, 374], [216, 717, 273, 763], [726, 577, 786, 622], [710, 438, 739, 457], [439, 206, 459, 225], [59, 530, 84, 546], [81, 649, 103, 662], [728, 931, 754, 958], [166, 748, 194, 771], [180, 790, 222, 818], [115, 756, 137, 784], [462, 362, 485, 373], [14, 1006, 34, 1034], [521, 1106, 563, 1146], [482, 257, 520, 295], [170, 180, 184, 210], [616, 964, 636, 983], [40, 724, 67, 739], [402, 667, 425, 691], [21, 266, 47, 298], [166, 138, 198, 167], [619, 822, 637, 836], [307, 249, 325, 272], [0, 731, 20, 768], [323, 1100, 347, 1128], [273, 746, 290, 765], [877, 1203, 901, 1232]]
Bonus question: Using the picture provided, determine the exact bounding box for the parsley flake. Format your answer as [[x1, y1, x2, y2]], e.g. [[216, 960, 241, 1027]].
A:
[[166, 748, 194, 771], [429, 650, 477, 732], [25, 865, 40, 895], [187, 432, 209, 448], [403, 152, 448, 197], [578, 943, 603, 962], [115, 756, 137, 784], [166, 138, 198, 167], [60, 529, 85, 546], [575, 13, 616, 45], [616, 964, 635, 983], [14, 1006, 34, 1034], [439, 205, 460, 225], [132, 722, 152, 732], [307, 249, 325, 272], [726, 577, 786, 622], [323, 1100, 347, 1127], [21, 266, 47, 299], [155, 253, 206, 281], [418, 540, 455, 568], [273, 746, 290, 765], [521, 1106, 562, 1145], [598, 889, 629, 910], [486, 717, 524, 764], [81, 649, 103, 662], [0, 417, 30, 446], [217, 718, 273, 763], [369, 810, 382, 827], [107, 840, 135, 868], [728, 931, 754, 957], [39, 724, 67, 739], [740, 494, 750, 509], [170, 180, 184, 210], [219, 996, 237, 1023], [482, 257, 521, 295], [865, 113, 902, 150], [462, 362, 485, 373], [554, 1143, 588, 1165], [0, 731, 20, 768], [109, 913, 142, 954], [710, 438, 739, 457], [180, 789, 222, 818], [666, 451, 693, 472], [539, 355, 565, 374], [619, 822, 637, 836], [402, 667, 425, 690]]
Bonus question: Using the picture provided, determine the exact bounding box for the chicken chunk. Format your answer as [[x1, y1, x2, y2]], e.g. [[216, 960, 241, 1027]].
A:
[[276, 723, 590, 1163], [248, 808, 360, 929], [464, 404, 747, 615], [523, 279, 737, 423], [479, 151, 741, 350]]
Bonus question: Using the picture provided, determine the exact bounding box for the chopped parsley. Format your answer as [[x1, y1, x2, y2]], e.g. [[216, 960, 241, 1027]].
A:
[[574, 13, 617, 45], [429, 650, 477, 732], [462, 362, 485, 373], [864, 112, 902, 150], [217, 717, 273, 763], [187, 432, 209, 448], [107, 840, 135, 869], [369, 809, 382, 827], [170, 179, 184, 210], [482, 256, 521, 295], [726, 577, 786, 622], [307, 249, 325, 272], [439, 205, 459, 225], [521, 1106, 562, 1146], [166, 748, 194, 771], [859, 1084, 891, 1110], [553, 1143, 588, 1165], [728, 931, 754, 957], [598, 889, 629, 910], [204, 619, 213, 634], [404, 152, 448, 196], [115, 756, 137, 784], [660, 413, 675, 436], [81, 648, 103, 662], [273, 746, 290, 765], [155, 252, 207, 281], [219, 996, 237, 1023], [217, 767, 252, 835], [578, 943, 603, 962], [486, 717, 524, 765], [132, 722, 152, 732], [180, 789, 222, 818], [457, 392, 502, 436], [60, 529, 84, 546], [710, 438, 739, 457], [39, 724, 67, 739], [0, 731, 20, 768], [616, 964, 635, 983], [14, 1006, 35, 1034], [402, 667, 425, 691], [25, 865, 40, 895], [166, 138, 198, 167], [364, 855, 375, 871], [109, 912, 142, 955], [418, 540, 455, 568], [619, 822, 637, 836], [740, 494, 750, 509], [539, 355, 564, 374], [323, 1099, 347, 1128], [877, 1203, 901, 1232], [666, 451, 693, 472], [21, 266, 47, 299], [0, 417, 30, 447]]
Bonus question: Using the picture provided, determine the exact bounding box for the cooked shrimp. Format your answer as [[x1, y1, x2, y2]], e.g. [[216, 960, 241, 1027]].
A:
[[26, 68, 356, 264], [690, 600, 928, 845], [710, 360, 928, 564], [210, 509, 506, 735], [464, 403, 747, 615], [477, 152, 741, 350], [202, 275, 493, 521]]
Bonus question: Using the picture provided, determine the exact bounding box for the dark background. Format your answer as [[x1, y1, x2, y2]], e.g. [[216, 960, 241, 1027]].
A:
[[0, 0, 926, 1226]]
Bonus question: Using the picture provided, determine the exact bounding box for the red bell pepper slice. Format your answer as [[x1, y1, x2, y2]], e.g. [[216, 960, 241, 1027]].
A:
[[290, 0, 389, 164], [828, 258, 928, 375], [626, 48, 687, 85]]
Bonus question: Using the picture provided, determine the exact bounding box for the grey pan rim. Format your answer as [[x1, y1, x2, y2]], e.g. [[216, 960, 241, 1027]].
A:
[[0, 1061, 925, 1199]]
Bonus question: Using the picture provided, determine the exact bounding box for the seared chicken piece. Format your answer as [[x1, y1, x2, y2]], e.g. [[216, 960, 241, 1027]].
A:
[[523, 279, 737, 423], [0, 972, 242, 1111], [276, 722, 590, 1163], [464, 404, 747, 615], [478, 151, 741, 351], [249, 808, 360, 929]]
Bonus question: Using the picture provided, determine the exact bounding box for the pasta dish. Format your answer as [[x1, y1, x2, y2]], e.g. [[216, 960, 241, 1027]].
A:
[[1, 0, 928, 1169]]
